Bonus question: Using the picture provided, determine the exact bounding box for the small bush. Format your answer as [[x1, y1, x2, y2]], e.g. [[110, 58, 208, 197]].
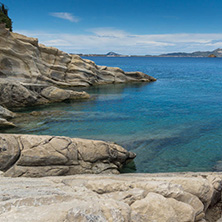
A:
[[0, 3, 12, 31]]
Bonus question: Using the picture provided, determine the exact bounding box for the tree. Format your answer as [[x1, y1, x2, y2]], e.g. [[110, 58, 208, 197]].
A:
[[0, 2, 12, 31]]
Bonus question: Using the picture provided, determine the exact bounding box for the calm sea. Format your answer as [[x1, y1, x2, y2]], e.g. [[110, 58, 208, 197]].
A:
[[3, 57, 222, 173]]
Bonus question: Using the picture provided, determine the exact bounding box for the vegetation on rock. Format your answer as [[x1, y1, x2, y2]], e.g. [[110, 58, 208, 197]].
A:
[[0, 2, 12, 31]]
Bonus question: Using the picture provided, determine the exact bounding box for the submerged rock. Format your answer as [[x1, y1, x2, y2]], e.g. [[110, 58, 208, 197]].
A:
[[0, 134, 136, 177]]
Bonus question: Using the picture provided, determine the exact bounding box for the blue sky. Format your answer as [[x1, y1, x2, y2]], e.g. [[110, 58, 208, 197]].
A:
[[4, 0, 222, 54]]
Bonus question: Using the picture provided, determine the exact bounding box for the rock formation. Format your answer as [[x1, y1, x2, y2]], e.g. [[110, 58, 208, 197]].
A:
[[0, 23, 156, 127], [0, 172, 221, 221], [0, 79, 90, 108], [0, 24, 156, 87], [0, 134, 221, 221], [0, 134, 136, 177]]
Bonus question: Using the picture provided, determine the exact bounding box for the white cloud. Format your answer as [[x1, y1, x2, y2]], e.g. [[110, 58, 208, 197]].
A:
[[14, 28, 222, 55], [89, 27, 128, 38], [50, 12, 79, 23]]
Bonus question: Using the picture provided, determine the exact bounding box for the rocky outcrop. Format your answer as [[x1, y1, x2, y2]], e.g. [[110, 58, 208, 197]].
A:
[[0, 24, 156, 87], [0, 23, 155, 125], [0, 173, 221, 221], [0, 79, 90, 108], [40, 86, 89, 102], [0, 134, 136, 177]]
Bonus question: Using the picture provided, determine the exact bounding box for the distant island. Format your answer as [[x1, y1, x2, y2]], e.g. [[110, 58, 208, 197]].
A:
[[78, 48, 222, 58]]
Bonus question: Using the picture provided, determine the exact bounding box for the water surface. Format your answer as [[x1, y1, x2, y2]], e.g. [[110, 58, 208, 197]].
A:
[[3, 57, 222, 173]]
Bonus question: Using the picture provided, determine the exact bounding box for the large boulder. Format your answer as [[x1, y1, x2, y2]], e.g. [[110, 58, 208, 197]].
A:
[[40, 86, 90, 102], [0, 134, 136, 177], [0, 79, 38, 108]]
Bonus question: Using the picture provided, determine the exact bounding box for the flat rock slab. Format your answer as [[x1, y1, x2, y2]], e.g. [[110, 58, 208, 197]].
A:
[[0, 134, 136, 177], [0, 173, 221, 222]]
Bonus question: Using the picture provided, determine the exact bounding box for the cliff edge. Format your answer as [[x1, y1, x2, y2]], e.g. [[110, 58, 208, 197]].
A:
[[0, 24, 156, 87]]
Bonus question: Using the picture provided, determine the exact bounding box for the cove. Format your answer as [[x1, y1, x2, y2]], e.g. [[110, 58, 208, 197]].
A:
[[2, 57, 222, 173]]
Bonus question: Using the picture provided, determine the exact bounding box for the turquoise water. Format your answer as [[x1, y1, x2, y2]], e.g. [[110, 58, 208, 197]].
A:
[[3, 57, 222, 173]]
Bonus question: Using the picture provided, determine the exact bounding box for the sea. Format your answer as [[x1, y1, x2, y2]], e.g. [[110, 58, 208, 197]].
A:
[[2, 57, 222, 173]]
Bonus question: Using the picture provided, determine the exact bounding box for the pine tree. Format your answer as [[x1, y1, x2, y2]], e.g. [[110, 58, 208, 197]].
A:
[[0, 2, 12, 31]]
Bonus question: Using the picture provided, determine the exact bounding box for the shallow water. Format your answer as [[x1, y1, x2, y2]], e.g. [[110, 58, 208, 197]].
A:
[[3, 57, 222, 173]]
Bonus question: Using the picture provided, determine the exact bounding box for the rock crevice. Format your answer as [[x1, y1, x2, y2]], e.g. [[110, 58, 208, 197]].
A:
[[0, 134, 136, 177], [0, 24, 156, 88], [0, 173, 221, 221]]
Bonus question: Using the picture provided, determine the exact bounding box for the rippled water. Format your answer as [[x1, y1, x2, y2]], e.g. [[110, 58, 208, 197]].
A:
[[3, 57, 222, 173]]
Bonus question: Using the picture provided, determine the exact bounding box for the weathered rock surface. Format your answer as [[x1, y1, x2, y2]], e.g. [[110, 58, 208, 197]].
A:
[[0, 173, 221, 222], [0, 79, 90, 109], [0, 105, 15, 119], [0, 105, 15, 128], [0, 23, 155, 125], [0, 118, 15, 128], [40, 86, 89, 102], [0, 134, 136, 177], [0, 24, 156, 88]]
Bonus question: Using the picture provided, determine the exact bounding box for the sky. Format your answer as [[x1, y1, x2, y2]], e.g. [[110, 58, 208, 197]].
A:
[[3, 0, 222, 55]]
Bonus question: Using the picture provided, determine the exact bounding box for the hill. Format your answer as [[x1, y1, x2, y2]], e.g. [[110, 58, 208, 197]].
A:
[[159, 48, 222, 57]]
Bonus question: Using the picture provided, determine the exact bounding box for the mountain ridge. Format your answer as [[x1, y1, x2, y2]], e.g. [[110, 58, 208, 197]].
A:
[[159, 48, 222, 57], [78, 48, 222, 57]]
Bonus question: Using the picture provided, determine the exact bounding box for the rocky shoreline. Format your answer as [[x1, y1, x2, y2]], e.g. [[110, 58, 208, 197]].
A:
[[0, 172, 221, 221], [0, 133, 221, 221], [0, 24, 156, 127], [1, 25, 222, 221], [0, 134, 135, 177]]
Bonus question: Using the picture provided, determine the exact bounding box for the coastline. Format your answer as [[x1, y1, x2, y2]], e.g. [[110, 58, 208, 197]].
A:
[[1, 25, 222, 221], [0, 172, 222, 221]]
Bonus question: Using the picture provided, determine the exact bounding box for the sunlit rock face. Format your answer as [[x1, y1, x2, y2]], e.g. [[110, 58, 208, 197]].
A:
[[0, 172, 221, 221], [0, 24, 156, 87], [0, 134, 136, 177]]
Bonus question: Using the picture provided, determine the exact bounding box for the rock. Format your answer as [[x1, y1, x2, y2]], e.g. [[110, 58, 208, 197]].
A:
[[131, 192, 195, 222], [0, 134, 20, 171], [137, 175, 215, 210], [0, 106, 16, 129], [40, 86, 90, 102], [208, 54, 217, 58], [0, 118, 15, 128], [0, 173, 221, 221], [0, 25, 156, 88], [0, 79, 90, 108], [0, 24, 155, 110], [0, 79, 38, 108], [0, 105, 15, 119], [0, 134, 136, 177], [217, 217, 222, 222]]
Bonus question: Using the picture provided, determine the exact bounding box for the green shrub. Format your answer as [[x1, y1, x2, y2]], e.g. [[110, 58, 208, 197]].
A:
[[0, 3, 12, 31]]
